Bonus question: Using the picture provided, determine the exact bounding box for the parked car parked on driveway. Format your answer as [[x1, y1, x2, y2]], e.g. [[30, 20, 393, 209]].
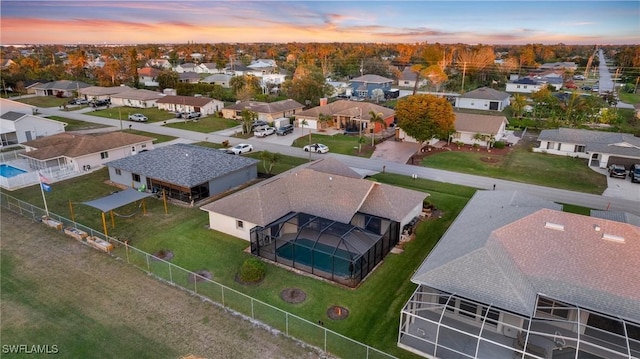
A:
[[608, 164, 627, 179], [184, 111, 201, 120], [630, 164, 640, 183], [128, 113, 148, 122], [303, 143, 329, 153], [276, 124, 294, 136], [254, 126, 276, 137], [251, 120, 268, 130], [230, 143, 253, 154]]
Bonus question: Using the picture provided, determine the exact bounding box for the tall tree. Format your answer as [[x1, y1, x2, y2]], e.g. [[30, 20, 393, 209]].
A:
[[126, 47, 140, 88], [511, 94, 527, 118], [395, 94, 455, 149], [281, 64, 331, 107], [156, 70, 178, 90]]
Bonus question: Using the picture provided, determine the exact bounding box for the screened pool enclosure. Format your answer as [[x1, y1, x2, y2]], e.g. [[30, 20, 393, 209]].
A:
[[250, 212, 400, 287]]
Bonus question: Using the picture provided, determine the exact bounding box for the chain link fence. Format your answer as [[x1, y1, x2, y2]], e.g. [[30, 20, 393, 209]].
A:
[[0, 192, 398, 359]]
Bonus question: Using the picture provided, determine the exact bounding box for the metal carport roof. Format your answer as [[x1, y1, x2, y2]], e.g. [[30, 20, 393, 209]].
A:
[[82, 188, 152, 212]]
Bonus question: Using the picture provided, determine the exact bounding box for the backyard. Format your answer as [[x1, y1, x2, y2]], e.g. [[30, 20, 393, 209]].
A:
[[0, 161, 476, 358]]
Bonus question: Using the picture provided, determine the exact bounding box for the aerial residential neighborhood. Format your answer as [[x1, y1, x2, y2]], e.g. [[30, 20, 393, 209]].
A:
[[1, 1, 639, 359]]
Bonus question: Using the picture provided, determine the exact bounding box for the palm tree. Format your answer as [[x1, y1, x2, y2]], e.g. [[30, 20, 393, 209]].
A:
[[368, 111, 387, 147], [472, 133, 484, 150], [300, 119, 312, 161], [317, 113, 332, 131], [259, 150, 281, 175]]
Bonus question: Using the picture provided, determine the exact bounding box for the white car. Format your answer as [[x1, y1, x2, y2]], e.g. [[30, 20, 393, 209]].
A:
[[230, 143, 253, 154], [303, 143, 329, 154], [128, 113, 148, 122], [254, 126, 276, 137]]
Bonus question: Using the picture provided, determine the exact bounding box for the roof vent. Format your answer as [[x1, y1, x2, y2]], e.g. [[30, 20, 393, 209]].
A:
[[544, 222, 565, 231], [594, 224, 601, 232], [602, 233, 625, 243]]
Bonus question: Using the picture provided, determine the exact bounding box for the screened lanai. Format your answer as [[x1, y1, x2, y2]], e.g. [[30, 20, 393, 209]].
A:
[[251, 212, 399, 287]]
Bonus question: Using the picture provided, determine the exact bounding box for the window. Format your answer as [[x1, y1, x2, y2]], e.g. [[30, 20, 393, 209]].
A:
[[131, 146, 135, 151], [236, 220, 244, 230], [438, 295, 500, 326], [115, 169, 121, 176], [459, 300, 478, 319], [557, 143, 561, 150], [575, 145, 586, 153], [537, 297, 570, 319], [100, 151, 109, 159], [132, 173, 141, 182], [141, 144, 147, 149], [546, 142, 555, 149]]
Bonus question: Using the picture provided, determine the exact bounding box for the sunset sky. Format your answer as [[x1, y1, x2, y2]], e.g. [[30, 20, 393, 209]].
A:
[[1, 1, 638, 45]]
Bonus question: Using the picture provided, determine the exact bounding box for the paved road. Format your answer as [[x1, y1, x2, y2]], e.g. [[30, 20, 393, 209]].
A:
[[38, 106, 640, 216], [597, 49, 634, 109]]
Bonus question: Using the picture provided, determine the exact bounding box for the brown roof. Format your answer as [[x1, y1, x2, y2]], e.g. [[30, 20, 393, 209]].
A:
[[156, 95, 220, 107], [454, 112, 508, 134], [295, 100, 395, 121], [111, 89, 164, 101], [21, 132, 155, 160], [201, 159, 427, 227], [224, 99, 304, 114], [79, 86, 133, 96], [137, 67, 161, 77]]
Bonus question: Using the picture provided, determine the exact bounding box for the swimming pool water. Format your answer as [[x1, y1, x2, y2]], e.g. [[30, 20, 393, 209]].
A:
[[0, 164, 27, 178]]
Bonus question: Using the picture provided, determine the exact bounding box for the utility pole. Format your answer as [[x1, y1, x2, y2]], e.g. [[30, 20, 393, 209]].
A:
[[460, 62, 466, 93]]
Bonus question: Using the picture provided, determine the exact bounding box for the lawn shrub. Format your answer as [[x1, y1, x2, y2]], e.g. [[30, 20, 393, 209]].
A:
[[493, 141, 506, 149], [239, 258, 266, 283]]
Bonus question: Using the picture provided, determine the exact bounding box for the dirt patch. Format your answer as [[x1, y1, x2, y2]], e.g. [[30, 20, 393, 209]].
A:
[[280, 288, 307, 304], [327, 306, 349, 320], [153, 249, 174, 261], [188, 270, 212, 283], [0, 211, 321, 359]]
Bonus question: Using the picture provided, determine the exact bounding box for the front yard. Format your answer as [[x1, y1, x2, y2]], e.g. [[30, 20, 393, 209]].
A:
[[292, 133, 375, 157], [164, 116, 238, 132], [419, 142, 607, 194], [89, 107, 176, 123]]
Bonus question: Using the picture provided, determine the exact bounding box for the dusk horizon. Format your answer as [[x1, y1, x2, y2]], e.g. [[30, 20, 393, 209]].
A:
[[1, 1, 638, 46]]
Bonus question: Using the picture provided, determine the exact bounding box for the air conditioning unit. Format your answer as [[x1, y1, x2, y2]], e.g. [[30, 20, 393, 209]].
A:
[[503, 326, 519, 339]]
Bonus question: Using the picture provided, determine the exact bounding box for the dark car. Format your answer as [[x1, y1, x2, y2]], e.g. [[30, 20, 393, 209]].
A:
[[608, 164, 626, 179], [630, 164, 640, 183], [251, 120, 268, 130], [91, 99, 111, 107], [275, 124, 294, 136]]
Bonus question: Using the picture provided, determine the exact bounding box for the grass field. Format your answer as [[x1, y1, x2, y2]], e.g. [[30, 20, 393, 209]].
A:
[[164, 116, 239, 132], [89, 107, 176, 123], [46, 116, 112, 132], [16, 96, 69, 108], [421, 143, 608, 194], [0, 211, 319, 359], [292, 133, 374, 158]]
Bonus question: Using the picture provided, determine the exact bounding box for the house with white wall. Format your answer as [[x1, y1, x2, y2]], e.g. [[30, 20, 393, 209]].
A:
[[451, 112, 509, 147], [398, 67, 428, 89], [221, 99, 304, 122], [534, 128, 640, 168], [20, 132, 155, 172], [110, 89, 164, 108], [0, 111, 66, 147], [505, 77, 546, 94], [156, 95, 223, 116], [455, 87, 510, 111]]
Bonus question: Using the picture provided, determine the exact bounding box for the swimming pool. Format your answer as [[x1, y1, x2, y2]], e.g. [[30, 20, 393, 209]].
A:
[[0, 164, 27, 178]]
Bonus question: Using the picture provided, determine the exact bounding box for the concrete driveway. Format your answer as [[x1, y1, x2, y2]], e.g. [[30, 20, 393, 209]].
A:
[[256, 127, 305, 146], [590, 166, 640, 202], [370, 140, 420, 164]]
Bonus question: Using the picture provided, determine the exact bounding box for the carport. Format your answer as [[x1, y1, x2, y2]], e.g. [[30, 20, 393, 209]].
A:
[[81, 188, 152, 236]]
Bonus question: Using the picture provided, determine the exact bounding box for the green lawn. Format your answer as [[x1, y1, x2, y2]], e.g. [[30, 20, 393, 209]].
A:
[[292, 133, 374, 158], [16, 96, 69, 108], [618, 92, 640, 105], [421, 146, 607, 194], [165, 116, 239, 133], [89, 107, 176, 123], [2, 168, 475, 358], [46, 116, 112, 132]]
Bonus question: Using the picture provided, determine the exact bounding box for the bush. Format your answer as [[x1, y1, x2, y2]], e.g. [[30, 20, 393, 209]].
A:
[[493, 141, 506, 149], [238, 258, 266, 283]]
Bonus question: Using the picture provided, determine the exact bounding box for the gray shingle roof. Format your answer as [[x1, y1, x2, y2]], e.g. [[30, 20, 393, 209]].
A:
[[455, 113, 508, 134], [32, 80, 90, 90], [412, 190, 640, 322], [538, 128, 640, 157], [350, 74, 394, 84], [590, 210, 640, 227], [0, 111, 26, 121], [110, 89, 164, 101], [106, 143, 259, 188], [156, 95, 219, 107], [460, 87, 510, 101]]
